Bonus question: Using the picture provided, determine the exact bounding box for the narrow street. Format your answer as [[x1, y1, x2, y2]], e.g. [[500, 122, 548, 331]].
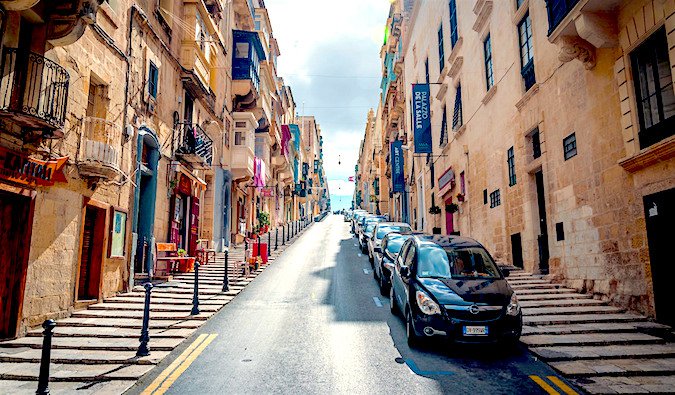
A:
[[128, 215, 574, 395]]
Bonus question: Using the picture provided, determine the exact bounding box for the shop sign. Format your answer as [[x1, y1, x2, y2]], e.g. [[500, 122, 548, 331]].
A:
[[0, 146, 67, 186], [391, 140, 405, 193], [260, 187, 275, 197], [438, 167, 455, 191], [412, 84, 432, 153]]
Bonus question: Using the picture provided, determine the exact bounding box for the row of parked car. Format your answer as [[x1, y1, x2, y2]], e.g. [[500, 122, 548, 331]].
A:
[[344, 209, 522, 348]]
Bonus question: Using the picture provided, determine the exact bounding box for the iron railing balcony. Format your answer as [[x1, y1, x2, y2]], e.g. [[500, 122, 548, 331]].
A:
[[174, 122, 213, 168], [0, 47, 69, 135]]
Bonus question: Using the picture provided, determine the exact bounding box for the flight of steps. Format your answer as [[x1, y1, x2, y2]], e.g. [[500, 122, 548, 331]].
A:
[[509, 270, 675, 394]]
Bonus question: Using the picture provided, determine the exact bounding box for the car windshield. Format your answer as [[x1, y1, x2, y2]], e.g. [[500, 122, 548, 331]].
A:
[[384, 236, 408, 258], [417, 246, 501, 279], [365, 223, 376, 234], [376, 225, 412, 239]]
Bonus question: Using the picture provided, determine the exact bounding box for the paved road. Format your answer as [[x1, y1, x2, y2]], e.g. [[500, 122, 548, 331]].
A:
[[128, 215, 576, 394]]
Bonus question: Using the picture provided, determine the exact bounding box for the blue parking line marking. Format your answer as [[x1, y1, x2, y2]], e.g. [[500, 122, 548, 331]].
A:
[[373, 297, 383, 307], [404, 359, 454, 376]]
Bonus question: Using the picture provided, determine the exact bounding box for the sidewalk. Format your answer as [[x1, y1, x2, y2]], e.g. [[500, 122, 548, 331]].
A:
[[511, 270, 675, 394], [0, 224, 311, 394]]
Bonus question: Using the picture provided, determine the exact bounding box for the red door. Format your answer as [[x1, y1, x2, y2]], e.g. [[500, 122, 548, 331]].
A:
[[445, 197, 454, 235], [188, 197, 200, 255]]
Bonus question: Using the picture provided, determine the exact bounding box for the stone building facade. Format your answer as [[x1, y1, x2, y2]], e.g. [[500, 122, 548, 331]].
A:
[[356, 0, 675, 325]]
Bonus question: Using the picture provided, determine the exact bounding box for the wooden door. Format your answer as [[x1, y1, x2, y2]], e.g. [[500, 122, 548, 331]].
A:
[[0, 190, 33, 339], [444, 197, 454, 234], [77, 205, 105, 301]]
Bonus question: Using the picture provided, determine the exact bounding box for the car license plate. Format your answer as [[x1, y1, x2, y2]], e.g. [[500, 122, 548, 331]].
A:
[[463, 326, 488, 336]]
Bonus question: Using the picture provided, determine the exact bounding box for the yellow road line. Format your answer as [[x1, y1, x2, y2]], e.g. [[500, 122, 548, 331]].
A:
[[529, 375, 560, 395], [153, 334, 218, 395], [548, 376, 579, 395], [141, 334, 209, 395]]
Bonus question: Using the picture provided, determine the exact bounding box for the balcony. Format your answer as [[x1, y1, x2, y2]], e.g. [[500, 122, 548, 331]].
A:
[[545, 0, 622, 69], [0, 48, 69, 136], [173, 122, 213, 168], [231, 112, 256, 181], [77, 117, 122, 179], [232, 30, 265, 112], [233, 0, 255, 30]]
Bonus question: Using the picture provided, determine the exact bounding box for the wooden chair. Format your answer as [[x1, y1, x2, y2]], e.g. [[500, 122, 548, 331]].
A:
[[196, 239, 216, 265], [154, 242, 195, 277]]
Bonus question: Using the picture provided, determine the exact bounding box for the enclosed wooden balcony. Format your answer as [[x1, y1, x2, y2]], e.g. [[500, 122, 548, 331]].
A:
[[0, 48, 69, 136], [77, 117, 122, 179]]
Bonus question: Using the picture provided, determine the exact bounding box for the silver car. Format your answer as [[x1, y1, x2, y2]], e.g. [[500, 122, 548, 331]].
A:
[[367, 222, 413, 264]]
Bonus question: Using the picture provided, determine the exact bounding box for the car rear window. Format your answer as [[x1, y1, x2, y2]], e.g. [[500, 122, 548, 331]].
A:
[[376, 225, 412, 239], [417, 246, 501, 279]]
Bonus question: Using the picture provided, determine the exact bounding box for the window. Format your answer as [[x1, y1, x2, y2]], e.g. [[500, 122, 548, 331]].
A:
[[430, 161, 435, 188], [563, 133, 577, 160], [235, 42, 249, 59], [507, 147, 516, 186], [449, 0, 458, 47], [631, 27, 675, 149], [452, 84, 463, 130], [484, 34, 494, 90], [518, 13, 536, 91], [556, 222, 565, 241], [532, 129, 541, 159], [424, 58, 430, 84], [460, 171, 465, 195], [440, 106, 448, 147], [148, 62, 158, 99], [483, 189, 488, 205], [489, 190, 501, 208], [438, 24, 445, 72]]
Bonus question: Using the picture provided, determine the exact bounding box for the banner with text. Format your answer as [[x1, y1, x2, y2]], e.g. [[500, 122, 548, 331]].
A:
[[391, 140, 405, 193], [412, 83, 432, 153]]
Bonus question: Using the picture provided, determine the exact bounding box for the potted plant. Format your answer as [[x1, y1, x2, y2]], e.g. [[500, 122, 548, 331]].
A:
[[428, 205, 442, 215], [258, 211, 270, 233], [176, 249, 195, 272], [456, 193, 465, 202], [445, 203, 459, 213]]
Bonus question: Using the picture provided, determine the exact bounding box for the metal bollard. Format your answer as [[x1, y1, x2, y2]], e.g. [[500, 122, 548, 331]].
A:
[[282, 224, 286, 245], [36, 319, 56, 395], [287, 222, 290, 241], [222, 249, 229, 292], [275, 227, 278, 250], [268, 230, 271, 256], [191, 262, 201, 315], [137, 282, 153, 357]]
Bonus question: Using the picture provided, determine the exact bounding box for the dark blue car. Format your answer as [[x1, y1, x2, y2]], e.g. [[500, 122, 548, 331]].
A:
[[389, 235, 522, 347]]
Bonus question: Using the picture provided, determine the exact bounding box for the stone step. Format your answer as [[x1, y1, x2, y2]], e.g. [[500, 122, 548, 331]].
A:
[[515, 288, 578, 295], [507, 279, 551, 285], [522, 321, 671, 336], [55, 317, 204, 329], [522, 305, 624, 316], [0, 379, 137, 394], [523, 313, 647, 326], [0, 336, 183, 352], [24, 326, 195, 339], [550, 358, 675, 377], [517, 293, 592, 301], [520, 332, 664, 347], [569, 374, 675, 394], [0, 362, 154, 381], [529, 343, 675, 361], [88, 302, 223, 313], [105, 295, 233, 305], [70, 309, 213, 321], [519, 299, 607, 308], [0, 348, 166, 365], [511, 283, 567, 290]]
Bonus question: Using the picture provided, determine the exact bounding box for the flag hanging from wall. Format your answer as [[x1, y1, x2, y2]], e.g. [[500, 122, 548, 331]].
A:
[[412, 83, 432, 153], [391, 140, 405, 193]]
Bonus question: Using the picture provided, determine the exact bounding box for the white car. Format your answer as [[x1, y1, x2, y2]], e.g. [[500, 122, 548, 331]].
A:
[[367, 222, 413, 264]]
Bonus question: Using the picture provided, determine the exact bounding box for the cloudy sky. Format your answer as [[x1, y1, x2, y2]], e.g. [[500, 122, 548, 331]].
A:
[[265, 0, 391, 202]]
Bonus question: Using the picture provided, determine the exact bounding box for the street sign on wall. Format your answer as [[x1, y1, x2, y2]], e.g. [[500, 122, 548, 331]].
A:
[[391, 140, 405, 193], [412, 83, 432, 153]]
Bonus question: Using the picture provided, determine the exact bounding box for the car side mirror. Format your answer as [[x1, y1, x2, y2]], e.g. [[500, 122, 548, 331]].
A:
[[400, 266, 410, 278], [502, 268, 510, 277]]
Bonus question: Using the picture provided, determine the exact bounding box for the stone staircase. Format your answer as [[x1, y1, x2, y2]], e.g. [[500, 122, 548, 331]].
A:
[[510, 270, 675, 394], [0, 225, 309, 394]]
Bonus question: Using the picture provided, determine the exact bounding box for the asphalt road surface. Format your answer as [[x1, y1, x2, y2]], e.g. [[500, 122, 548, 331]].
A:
[[128, 215, 576, 395]]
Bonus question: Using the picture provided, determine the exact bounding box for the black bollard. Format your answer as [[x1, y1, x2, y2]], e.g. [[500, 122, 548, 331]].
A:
[[282, 224, 286, 245], [268, 230, 271, 256], [137, 282, 153, 357], [36, 319, 56, 395], [275, 227, 278, 251], [191, 262, 201, 315], [222, 249, 229, 292]]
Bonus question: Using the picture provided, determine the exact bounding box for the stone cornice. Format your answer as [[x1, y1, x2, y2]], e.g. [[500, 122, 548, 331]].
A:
[[619, 135, 675, 173], [472, 0, 493, 33]]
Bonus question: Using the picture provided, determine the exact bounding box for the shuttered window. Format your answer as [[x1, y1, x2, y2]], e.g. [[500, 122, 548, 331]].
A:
[[452, 84, 463, 130]]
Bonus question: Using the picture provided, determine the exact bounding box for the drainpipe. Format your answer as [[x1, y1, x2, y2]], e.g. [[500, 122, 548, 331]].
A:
[[125, 6, 137, 291]]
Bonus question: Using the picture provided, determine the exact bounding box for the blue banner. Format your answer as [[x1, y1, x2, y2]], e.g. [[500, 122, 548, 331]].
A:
[[412, 84, 432, 153], [391, 140, 405, 193]]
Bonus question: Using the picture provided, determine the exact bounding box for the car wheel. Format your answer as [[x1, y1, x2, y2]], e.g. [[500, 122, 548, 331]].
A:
[[379, 273, 388, 296], [390, 286, 398, 315], [372, 265, 378, 280], [406, 309, 421, 348]]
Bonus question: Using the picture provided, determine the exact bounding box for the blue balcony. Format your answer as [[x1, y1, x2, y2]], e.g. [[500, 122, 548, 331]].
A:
[[232, 30, 266, 99], [546, 0, 580, 35]]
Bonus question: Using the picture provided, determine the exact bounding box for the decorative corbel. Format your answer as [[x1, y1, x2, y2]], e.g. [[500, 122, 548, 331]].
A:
[[558, 36, 596, 70]]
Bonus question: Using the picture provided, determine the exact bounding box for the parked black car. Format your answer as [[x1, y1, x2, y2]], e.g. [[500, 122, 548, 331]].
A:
[[373, 232, 413, 295], [389, 235, 522, 347]]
